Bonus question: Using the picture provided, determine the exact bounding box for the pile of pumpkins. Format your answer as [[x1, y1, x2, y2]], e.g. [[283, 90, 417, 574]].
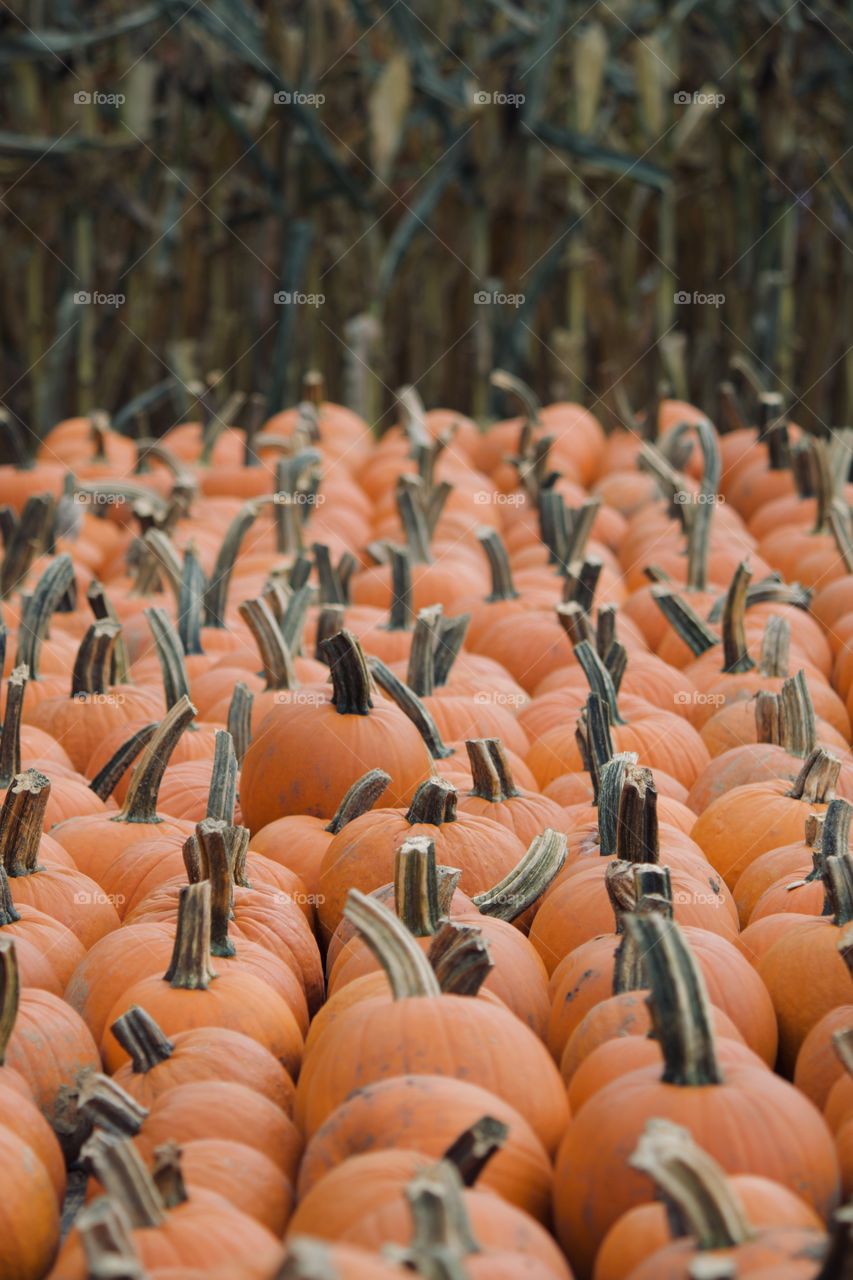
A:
[[1, 370, 853, 1278]]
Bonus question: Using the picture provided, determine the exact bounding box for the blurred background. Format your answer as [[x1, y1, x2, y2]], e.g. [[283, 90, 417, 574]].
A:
[[0, 0, 851, 441]]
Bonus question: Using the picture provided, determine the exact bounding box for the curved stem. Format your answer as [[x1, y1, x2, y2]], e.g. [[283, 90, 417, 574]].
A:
[[368, 656, 453, 758], [427, 921, 492, 996], [0, 769, 49, 875], [406, 606, 442, 697], [76, 1071, 148, 1137], [652, 588, 719, 656], [238, 597, 298, 691], [394, 836, 444, 936], [576, 694, 615, 804], [629, 1119, 753, 1248], [442, 1116, 508, 1187], [477, 528, 518, 602], [110, 1006, 175, 1074], [164, 881, 217, 987], [227, 683, 253, 763], [758, 615, 790, 678], [89, 724, 157, 802], [80, 1134, 165, 1229], [194, 819, 237, 957], [406, 778, 457, 826], [322, 630, 373, 715], [623, 914, 723, 1086], [87, 581, 130, 684], [325, 769, 391, 834], [393, 1161, 481, 1272], [721, 562, 756, 674], [574, 640, 625, 725], [597, 754, 639, 858], [787, 747, 840, 804], [141, 529, 182, 604], [203, 502, 259, 628], [396, 482, 433, 564], [433, 614, 469, 688], [472, 829, 567, 921], [779, 670, 818, 757], [119, 696, 196, 823], [178, 545, 206, 657], [342, 889, 441, 999], [145, 607, 191, 709], [71, 620, 120, 697], [0, 665, 26, 789]]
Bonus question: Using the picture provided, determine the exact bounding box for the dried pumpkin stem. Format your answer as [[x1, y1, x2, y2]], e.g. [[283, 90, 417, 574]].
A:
[[207, 730, 238, 824], [779, 671, 818, 757], [407, 606, 443, 697], [315, 606, 346, 663], [386, 545, 414, 631], [428, 921, 493, 996], [394, 837, 444, 936], [0, 665, 27, 788], [787, 747, 840, 805], [557, 601, 594, 649], [442, 1116, 508, 1186], [0, 936, 19, 1064], [596, 754, 639, 858], [823, 854, 853, 929], [397, 483, 433, 564], [0, 769, 49, 875], [721, 562, 756, 674], [630, 1119, 754, 1248], [178, 545, 206, 657], [833, 1028, 853, 1079], [391, 1162, 481, 1273], [119, 696, 196, 824], [574, 640, 626, 725], [325, 769, 391, 835], [758, 615, 790, 678], [368, 656, 453, 758], [616, 766, 660, 863], [473, 829, 567, 921], [478, 528, 519, 602], [281, 585, 313, 657], [465, 740, 503, 801], [433, 614, 469, 689], [164, 881, 217, 987], [576, 695, 615, 804], [151, 1143, 189, 1209], [76, 1197, 147, 1280], [342, 890, 441, 1000], [322, 630, 373, 715], [822, 801, 853, 860], [81, 1134, 166, 1229], [651, 588, 719, 656], [563, 556, 602, 614], [623, 914, 723, 1086], [815, 1204, 853, 1280], [89, 724, 158, 802], [227, 683, 253, 764], [87, 581, 131, 684], [754, 690, 784, 746], [145, 607, 192, 709], [110, 1006, 175, 1074], [203, 502, 259, 628], [71, 619, 120, 698], [406, 778, 458, 826], [194, 819, 237, 958], [141, 530, 182, 603], [0, 867, 20, 928], [612, 864, 673, 992], [75, 1071, 148, 1138], [238, 597, 299, 692]]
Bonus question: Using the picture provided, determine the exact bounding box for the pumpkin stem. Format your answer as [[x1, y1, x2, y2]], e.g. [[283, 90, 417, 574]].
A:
[[433, 614, 469, 689], [779, 670, 818, 757], [574, 640, 626, 725], [478, 528, 519, 602], [80, 1134, 166, 1229], [388, 1161, 481, 1275], [428, 920, 493, 995], [325, 768, 391, 834], [193, 819, 238, 957], [203, 501, 259, 628], [386, 545, 414, 631], [832, 1028, 853, 1080], [71, 619, 120, 698], [207, 730, 238, 824], [281, 584, 313, 658], [313, 542, 347, 605], [321, 630, 373, 716], [277, 1239, 358, 1279], [758, 615, 790, 678], [616, 765, 660, 864], [177, 545, 205, 656], [145, 607, 192, 710], [315, 606, 346, 663], [239, 597, 299, 691], [164, 881, 217, 987], [0, 936, 19, 1064], [0, 867, 20, 928], [684, 489, 714, 593], [407, 606, 443, 697], [629, 1118, 754, 1248], [612, 864, 674, 992], [118, 695, 196, 824], [651, 588, 719, 657], [342, 889, 441, 1000], [814, 1203, 853, 1280], [227, 682, 253, 764], [76, 1197, 147, 1280], [754, 690, 784, 746], [472, 829, 567, 921], [394, 837, 447, 936], [623, 913, 723, 1087], [823, 854, 853, 929], [89, 724, 158, 802], [75, 1070, 148, 1137], [0, 494, 55, 598], [141, 529, 183, 603], [576, 694, 615, 804], [466, 738, 520, 802], [87, 581, 131, 684], [557, 600, 595, 649], [721, 562, 756, 674], [0, 665, 27, 789], [152, 1142, 189, 1209], [822, 801, 852, 860], [397, 482, 433, 564], [369, 655, 453, 758], [442, 1115, 508, 1186], [596, 754, 640, 858], [406, 778, 458, 826], [110, 1006, 175, 1074], [0, 768, 49, 876], [787, 747, 840, 804], [563, 556, 602, 615]]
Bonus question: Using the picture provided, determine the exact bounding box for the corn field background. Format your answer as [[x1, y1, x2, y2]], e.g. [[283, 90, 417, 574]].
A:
[[0, 0, 851, 445]]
